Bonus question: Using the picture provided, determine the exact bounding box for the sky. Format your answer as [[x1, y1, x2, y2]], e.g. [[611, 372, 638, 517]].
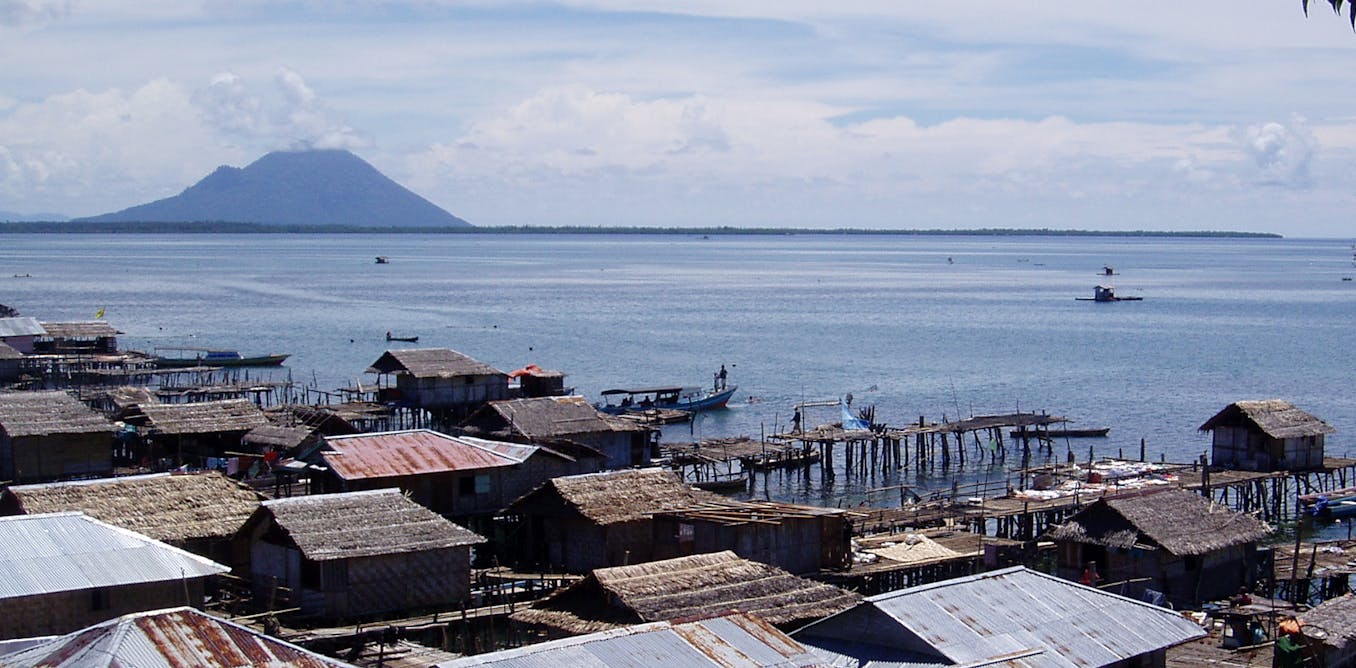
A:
[[2, 2, 1356, 235]]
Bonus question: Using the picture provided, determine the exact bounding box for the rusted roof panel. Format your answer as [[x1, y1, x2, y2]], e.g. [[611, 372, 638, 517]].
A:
[[0, 606, 356, 667], [322, 429, 528, 480]]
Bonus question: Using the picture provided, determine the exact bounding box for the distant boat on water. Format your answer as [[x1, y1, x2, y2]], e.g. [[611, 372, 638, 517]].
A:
[[1076, 285, 1142, 302], [151, 347, 289, 368], [385, 331, 418, 342], [375, 256, 390, 264]]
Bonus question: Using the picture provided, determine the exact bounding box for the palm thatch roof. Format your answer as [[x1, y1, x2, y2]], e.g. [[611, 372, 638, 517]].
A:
[[261, 488, 484, 561], [106, 386, 158, 411], [38, 321, 121, 338], [0, 390, 112, 437], [511, 550, 860, 633], [367, 348, 504, 378], [867, 533, 965, 566], [1045, 488, 1271, 556], [122, 398, 269, 435], [512, 469, 726, 526], [0, 471, 262, 543], [1299, 593, 1356, 650], [467, 395, 645, 439], [1199, 399, 1335, 439], [242, 424, 317, 451]]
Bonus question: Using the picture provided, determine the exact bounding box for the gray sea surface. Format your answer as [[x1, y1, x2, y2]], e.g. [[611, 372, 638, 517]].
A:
[[3, 232, 1354, 509]]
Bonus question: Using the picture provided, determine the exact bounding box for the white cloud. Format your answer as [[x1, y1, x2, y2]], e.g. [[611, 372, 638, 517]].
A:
[[0, 0, 69, 27], [1238, 117, 1316, 187], [191, 68, 366, 152]]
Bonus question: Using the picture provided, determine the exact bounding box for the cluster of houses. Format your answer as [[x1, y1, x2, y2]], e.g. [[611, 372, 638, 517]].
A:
[[2, 313, 1356, 666]]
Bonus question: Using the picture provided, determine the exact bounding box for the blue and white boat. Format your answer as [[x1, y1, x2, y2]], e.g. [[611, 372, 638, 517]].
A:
[[597, 384, 738, 415]]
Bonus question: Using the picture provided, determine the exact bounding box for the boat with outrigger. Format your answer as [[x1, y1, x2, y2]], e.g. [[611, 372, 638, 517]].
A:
[[1076, 285, 1143, 302], [150, 347, 290, 368], [596, 383, 738, 419]]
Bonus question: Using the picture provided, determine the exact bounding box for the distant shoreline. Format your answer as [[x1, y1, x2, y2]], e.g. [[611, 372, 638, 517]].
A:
[[0, 221, 1282, 238]]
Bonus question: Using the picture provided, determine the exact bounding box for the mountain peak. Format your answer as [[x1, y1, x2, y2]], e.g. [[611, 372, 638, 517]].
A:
[[77, 149, 470, 227]]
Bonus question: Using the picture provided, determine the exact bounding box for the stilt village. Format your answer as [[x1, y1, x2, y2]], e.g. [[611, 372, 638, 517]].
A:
[[2, 310, 1356, 667]]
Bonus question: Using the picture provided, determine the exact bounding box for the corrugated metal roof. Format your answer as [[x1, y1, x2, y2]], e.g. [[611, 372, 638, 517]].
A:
[[813, 566, 1204, 668], [0, 341, 21, 360], [0, 317, 45, 338], [0, 513, 229, 600], [435, 613, 826, 667], [323, 429, 532, 480], [0, 606, 356, 667]]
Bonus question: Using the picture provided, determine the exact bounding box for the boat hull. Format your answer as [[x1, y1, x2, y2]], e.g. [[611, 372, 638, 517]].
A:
[[153, 353, 290, 368], [599, 386, 737, 414]]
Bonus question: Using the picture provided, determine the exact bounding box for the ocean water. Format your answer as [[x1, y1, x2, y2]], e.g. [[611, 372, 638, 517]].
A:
[[2, 232, 1354, 507]]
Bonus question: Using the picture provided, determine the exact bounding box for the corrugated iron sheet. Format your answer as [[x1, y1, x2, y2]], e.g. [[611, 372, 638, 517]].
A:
[[434, 613, 826, 667], [323, 429, 529, 480], [0, 513, 228, 600], [0, 317, 45, 337], [862, 566, 1205, 667], [0, 606, 355, 667]]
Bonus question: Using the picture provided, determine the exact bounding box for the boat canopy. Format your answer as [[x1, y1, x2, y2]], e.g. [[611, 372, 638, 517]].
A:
[[601, 387, 687, 396]]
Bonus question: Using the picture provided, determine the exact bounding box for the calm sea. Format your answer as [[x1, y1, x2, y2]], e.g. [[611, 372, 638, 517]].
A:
[[3, 232, 1354, 508]]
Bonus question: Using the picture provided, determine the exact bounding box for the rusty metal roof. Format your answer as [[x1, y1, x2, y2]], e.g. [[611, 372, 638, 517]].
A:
[[435, 612, 825, 667], [322, 429, 532, 480], [0, 606, 355, 667]]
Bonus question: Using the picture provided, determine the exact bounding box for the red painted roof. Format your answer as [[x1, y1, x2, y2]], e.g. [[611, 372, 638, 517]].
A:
[[322, 429, 526, 480]]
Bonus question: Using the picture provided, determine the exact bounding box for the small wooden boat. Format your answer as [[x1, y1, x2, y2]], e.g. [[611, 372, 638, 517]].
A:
[[616, 407, 692, 424], [1076, 285, 1142, 302], [385, 332, 419, 343], [152, 348, 289, 368], [375, 256, 390, 264], [691, 474, 750, 494], [1009, 427, 1111, 439]]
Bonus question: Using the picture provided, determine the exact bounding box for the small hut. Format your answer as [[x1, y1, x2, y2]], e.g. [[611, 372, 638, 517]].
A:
[[1045, 487, 1272, 607], [34, 320, 121, 354], [117, 398, 269, 471], [792, 566, 1205, 668], [0, 606, 355, 667], [0, 471, 262, 571], [0, 390, 113, 483], [505, 468, 850, 574], [247, 488, 485, 620], [1292, 593, 1356, 667], [1200, 399, 1335, 472], [0, 512, 228, 640], [0, 317, 44, 354], [366, 348, 509, 420], [316, 429, 605, 521], [242, 423, 320, 458], [460, 395, 654, 467], [511, 550, 860, 636]]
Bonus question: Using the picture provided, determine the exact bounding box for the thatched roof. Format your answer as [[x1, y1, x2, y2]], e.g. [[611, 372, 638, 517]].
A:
[[38, 320, 121, 338], [0, 390, 112, 437], [469, 395, 645, 439], [1, 471, 261, 543], [511, 550, 859, 633], [1299, 593, 1356, 649], [1199, 399, 1335, 439], [0, 341, 20, 360], [243, 424, 317, 450], [262, 488, 484, 561], [1045, 488, 1271, 556], [513, 469, 725, 526], [366, 348, 504, 378], [124, 398, 269, 435], [106, 386, 158, 410]]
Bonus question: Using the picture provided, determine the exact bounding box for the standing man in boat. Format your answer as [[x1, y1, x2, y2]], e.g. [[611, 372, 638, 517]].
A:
[[717, 364, 728, 391]]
